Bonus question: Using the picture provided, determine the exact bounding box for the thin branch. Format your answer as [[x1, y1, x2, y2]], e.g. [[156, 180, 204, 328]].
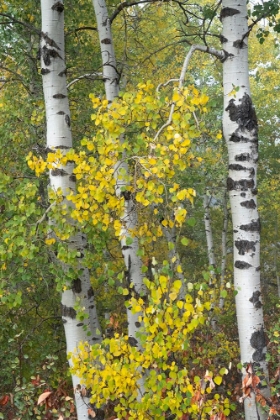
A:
[[65, 26, 97, 37], [110, 0, 188, 22], [67, 72, 103, 89], [140, 40, 186, 66], [35, 202, 56, 233], [153, 44, 225, 142], [0, 13, 40, 34]]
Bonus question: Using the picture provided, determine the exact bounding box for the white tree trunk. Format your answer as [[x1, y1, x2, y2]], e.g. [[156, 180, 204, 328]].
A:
[[221, 0, 269, 418], [162, 223, 185, 300], [203, 194, 216, 271], [92, 0, 145, 350], [219, 189, 228, 309], [40, 2, 101, 418]]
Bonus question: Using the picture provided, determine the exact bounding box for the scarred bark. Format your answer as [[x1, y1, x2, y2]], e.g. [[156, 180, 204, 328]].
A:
[[221, 0, 269, 418], [40, 2, 101, 418]]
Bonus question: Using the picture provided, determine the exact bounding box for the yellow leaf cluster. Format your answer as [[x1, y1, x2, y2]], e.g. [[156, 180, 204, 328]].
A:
[[71, 272, 232, 419]]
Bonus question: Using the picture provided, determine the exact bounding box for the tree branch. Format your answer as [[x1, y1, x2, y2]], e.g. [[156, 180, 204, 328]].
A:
[[67, 72, 103, 89], [154, 44, 224, 141]]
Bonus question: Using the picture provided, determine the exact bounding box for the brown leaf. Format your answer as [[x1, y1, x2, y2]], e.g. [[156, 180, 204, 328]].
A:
[[37, 391, 52, 405], [0, 395, 10, 406], [81, 387, 87, 397], [88, 408, 96, 417]]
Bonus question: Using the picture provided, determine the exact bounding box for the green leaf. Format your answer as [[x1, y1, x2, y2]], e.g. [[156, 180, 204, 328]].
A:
[[125, 237, 133, 246], [220, 289, 227, 298], [187, 217, 196, 227], [181, 237, 189, 246]]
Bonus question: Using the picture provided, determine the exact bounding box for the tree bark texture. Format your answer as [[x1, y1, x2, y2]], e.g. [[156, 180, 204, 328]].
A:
[[221, 0, 269, 418], [92, 0, 145, 351], [40, 2, 101, 418]]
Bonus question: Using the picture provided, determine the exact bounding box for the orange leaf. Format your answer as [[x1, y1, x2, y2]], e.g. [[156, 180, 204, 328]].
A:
[[0, 395, 9, 406], [37, 391, 52, 405], [88, 408, 96, 417]]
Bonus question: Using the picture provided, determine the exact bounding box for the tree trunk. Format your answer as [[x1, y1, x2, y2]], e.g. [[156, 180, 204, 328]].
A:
[[92, 0, 145, 351], [219, 189, 228, 309], [40, 2, 101, 418], [203, 194, 216, 272], [221, 0, 269, 417]]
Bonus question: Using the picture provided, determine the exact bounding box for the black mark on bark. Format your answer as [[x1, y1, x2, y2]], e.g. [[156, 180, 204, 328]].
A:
[[240, 199, 256, 209], [51, 168, 68, 176], [229, 133, 250, 143], [52, 1, 64, 12], [227, 177, 254, 191], [235, 260, 252, 269], [220, 49, 234, 62], [76, 322, 84, 327], [58, 68, 67, 77], [240, 219, 260, 232], [220, 35, 228, 43], [249, 290, 262, 308], [53, 93, 66, 99], [101, 38, 111, 44], [225, 93, 258, 132], [41, 68, 50, 75], [41, 32, 60, 50], [121, 191, 131, 200], [235, 240, 257, 255], [235, 153, 250, 162], [61, 304, 76, 319], [87, 287, 94, 298], [122, 245, 132, 250], [57, 111, 65, 115], [233, 39, 246, 49], [128, 336, 138, 347], [250, 328, 266, 361], [220, 7, 240, 19], [229, 164, 247, 171], [72, 278, 82, 293], [41, 46, 62, 66], [135, 321, 141, 328], [69, 174, 76, 183], [240, 192, 246, 197], [55, 145, 69, 149], [65, 114, 71, 127]]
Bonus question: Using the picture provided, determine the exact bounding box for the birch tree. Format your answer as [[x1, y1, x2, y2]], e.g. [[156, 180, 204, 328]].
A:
[[91, 0, 145, 351], [39, 1, 100, 418], [221, 0, 270, 417]]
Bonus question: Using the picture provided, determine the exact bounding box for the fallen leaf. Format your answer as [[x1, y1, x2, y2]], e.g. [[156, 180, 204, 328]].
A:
[[37, 391, 52, 405]]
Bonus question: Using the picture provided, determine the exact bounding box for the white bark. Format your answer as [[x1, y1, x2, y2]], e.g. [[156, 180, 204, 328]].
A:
[[219, 189, 228, 309], [221, 0, 269, 417], [203, 194, 216, 271], [162, 223, 185, 300], [40, 2, 101, 418], [92, 0, 145, 350]]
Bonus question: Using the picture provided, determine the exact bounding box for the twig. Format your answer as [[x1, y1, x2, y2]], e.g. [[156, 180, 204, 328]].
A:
[[67, 72, 102, 89], [35, 202, 56, 232], [154, 44, 225, 142]]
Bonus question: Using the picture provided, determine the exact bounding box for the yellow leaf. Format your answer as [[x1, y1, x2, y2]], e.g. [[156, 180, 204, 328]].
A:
[[214, 376, 223, 385], [176, 265, 183, 273], [169, 291, 178, 301], [45, 238, 56, 245]]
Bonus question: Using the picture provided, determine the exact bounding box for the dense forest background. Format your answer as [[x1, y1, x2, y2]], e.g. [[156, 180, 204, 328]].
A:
[[0, 0, 280, 419]]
